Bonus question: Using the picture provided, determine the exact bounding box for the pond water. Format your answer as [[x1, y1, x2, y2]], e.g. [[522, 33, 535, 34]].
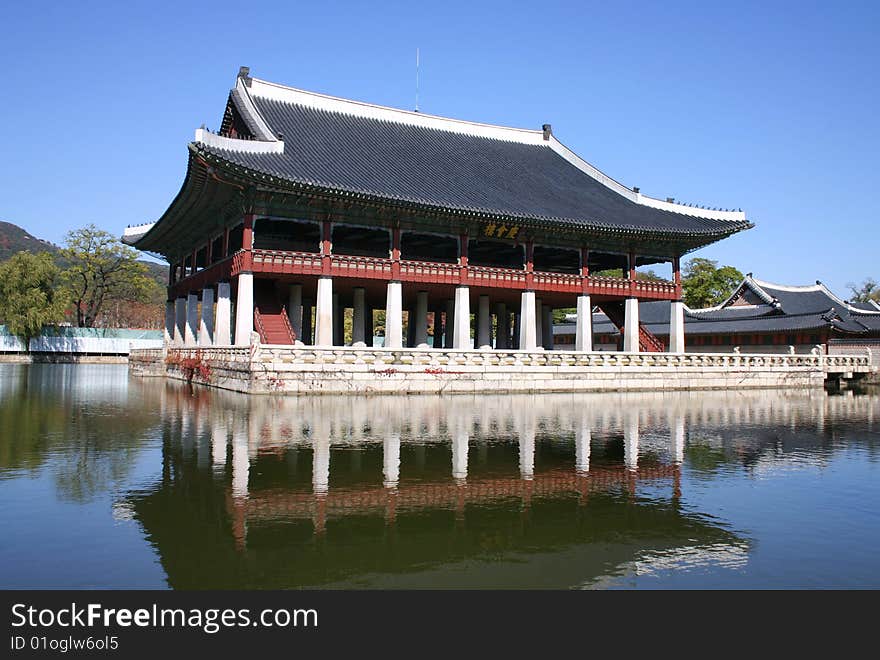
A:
[[1, 364, 878, 589]]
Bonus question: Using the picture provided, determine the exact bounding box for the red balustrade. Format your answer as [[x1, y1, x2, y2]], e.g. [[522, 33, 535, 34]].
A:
[[235, 249, 677, 300]]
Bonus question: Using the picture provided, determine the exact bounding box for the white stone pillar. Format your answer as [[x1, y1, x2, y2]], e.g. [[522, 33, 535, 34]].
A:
[[314, 277, 334, 347], [199, 287, 214, 345], [669, 300, 686, 353], [575, 422, 591, 473], [164, 301, 175, 345], [453, 286, 471, 348], [332, 293, 341, 346], [575, 294, 592, 351], [385, 281, 403, 348], [477, 294, 491, 349], [174, 297, 186, 345], [234, 272, 254, 346], [352, 287, 366, 345], [535, 299, 543, 348], [414, 291, 429, 347], [383, 432, 401, 488], [519, 291, 537, 350], [623, 297, 640, 353], [452, 429, 469, 481], [215, 283, 232, 345], [444, 299, 455, 348], [542, 304, 554, 349], [185, 293, 198, 346], [494, 302, 508, 349], [302, 300, 313, 345], [288, 284, 303, 341]]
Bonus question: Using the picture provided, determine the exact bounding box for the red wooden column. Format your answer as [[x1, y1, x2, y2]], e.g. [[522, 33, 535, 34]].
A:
[[525, 240, 534, 289], [242, 213, 255, 271], [391, 227, 401, 280], [458, 231, 469, 283], [321, 219, 332, 276], [673, 255, 682, 298], [580, 247, 590, 294], [628, 251, 637, 297], [222, 227, 230, 258]]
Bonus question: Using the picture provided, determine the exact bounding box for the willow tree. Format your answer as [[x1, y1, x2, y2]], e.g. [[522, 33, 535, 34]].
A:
[[0, 251, 67, 350], [60, 225, 154, 328]]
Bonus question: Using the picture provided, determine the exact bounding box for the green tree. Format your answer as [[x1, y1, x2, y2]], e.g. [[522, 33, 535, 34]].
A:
[[847, 278, 880, 303], [681, 258, 744, 308], [0, 251, 67, 350], [60, 225, 154, 327]]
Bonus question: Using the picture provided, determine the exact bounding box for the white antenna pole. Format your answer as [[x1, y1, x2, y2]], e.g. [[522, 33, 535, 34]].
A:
[[415, 47, 420, 112]]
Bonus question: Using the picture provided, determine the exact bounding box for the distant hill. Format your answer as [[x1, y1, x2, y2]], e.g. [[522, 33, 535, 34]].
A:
[[0, 220, 166, 288], [0, 221, 61, 261]]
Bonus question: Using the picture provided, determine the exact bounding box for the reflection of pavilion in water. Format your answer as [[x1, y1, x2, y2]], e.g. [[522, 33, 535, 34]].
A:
[[129, 385, 877, 588]]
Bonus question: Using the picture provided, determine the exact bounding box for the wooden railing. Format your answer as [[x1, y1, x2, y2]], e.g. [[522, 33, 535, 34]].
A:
[[232, 250, 680, 300]]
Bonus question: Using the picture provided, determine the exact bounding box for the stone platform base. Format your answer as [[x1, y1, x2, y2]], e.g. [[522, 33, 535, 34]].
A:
[[128, 345, 872, 395]]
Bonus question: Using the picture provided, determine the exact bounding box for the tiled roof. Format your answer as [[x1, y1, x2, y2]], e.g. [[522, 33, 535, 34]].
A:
[[191, 73, 753, 239]]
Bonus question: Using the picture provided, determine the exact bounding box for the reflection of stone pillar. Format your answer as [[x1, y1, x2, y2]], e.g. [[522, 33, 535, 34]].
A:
[[383, 432, 401, 488], [215, 283, 232, 345], [211, 418, 227, 470], [174, 297, 186, 345], [199, 287, 214, 345], [623, 297, 639, 353], [452, 429, 469, 481], [414, 291, 429, 347], [624, 411, 639, 470], [164, 301, 175, 345], [385, 281, 403, 348], [669, 300, 685, 353], [288, 284, 303, 341], [575, 294, 592, 351], [444, 299, 455, 348], [519, 425, 535, 480], [232, 424, 249, 499], [542, 304, 553, 349], [234, 272, 253, 345], [672, 412, 685, 464], [185, 294, 199, 346], [314, 277, 333, 347], [519, 291, 537, 350], [575, 422, 591, 473], [453, 286, 471, 348], [352, 287, 366, 345], [477, 295, 491, 349], [312, 433, 331, 495], [494, 302, 508, 349]]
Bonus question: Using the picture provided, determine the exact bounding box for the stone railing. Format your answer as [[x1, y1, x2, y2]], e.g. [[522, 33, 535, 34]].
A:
[[249, 346, 870, 371]]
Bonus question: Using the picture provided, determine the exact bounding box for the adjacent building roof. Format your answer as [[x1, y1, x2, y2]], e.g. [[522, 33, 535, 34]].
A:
[[125, 68, 752, 253], [556, 275, 880, 338]]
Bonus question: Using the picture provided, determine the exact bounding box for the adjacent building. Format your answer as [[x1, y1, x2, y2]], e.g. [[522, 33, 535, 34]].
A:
[[554, 275, 880, 360]]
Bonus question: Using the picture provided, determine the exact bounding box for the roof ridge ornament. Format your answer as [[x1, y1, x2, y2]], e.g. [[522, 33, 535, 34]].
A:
[[238, 66, 252, 87], [542, 124, 552, 141]]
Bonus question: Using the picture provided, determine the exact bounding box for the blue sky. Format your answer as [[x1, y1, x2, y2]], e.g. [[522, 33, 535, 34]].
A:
[[1, 1, 877, 296]]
